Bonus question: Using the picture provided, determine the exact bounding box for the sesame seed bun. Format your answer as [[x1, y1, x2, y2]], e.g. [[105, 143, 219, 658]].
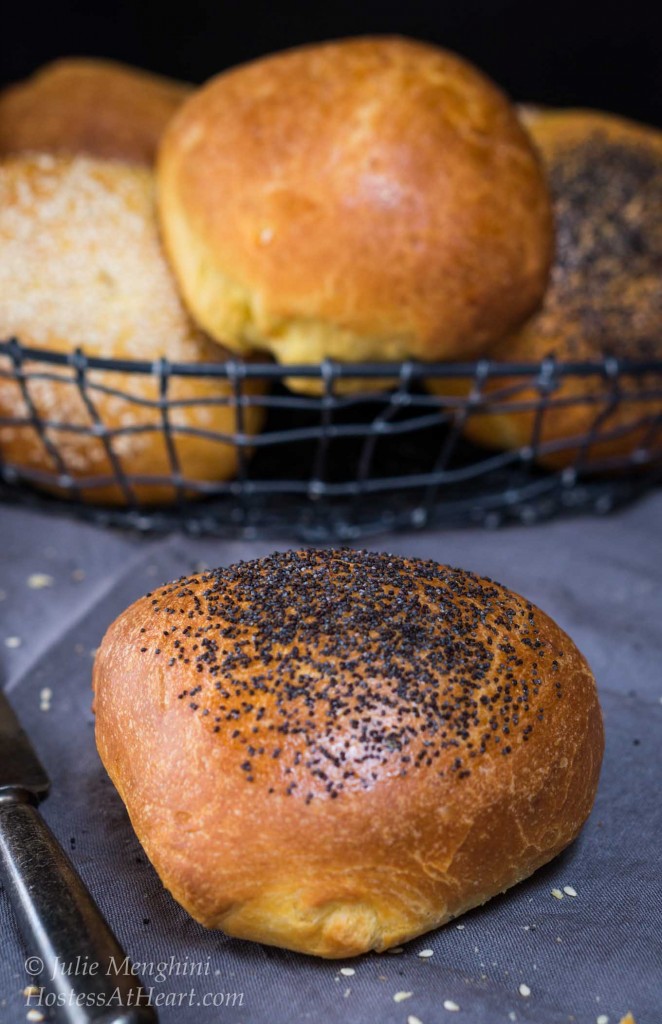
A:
[[0, 153, 263, 504], [0, 58, 191, 164], [157, 37, 553, 392], [93, 549, 603, 958]]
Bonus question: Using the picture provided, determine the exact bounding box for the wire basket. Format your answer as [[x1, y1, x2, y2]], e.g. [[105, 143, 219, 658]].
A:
[[0, 337, 660, 540]]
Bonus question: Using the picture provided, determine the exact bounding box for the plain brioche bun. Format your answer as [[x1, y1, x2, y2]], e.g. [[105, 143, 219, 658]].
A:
[[452, 108, 662, 469], [157, 37, 553, 391], [0, 58, 191, 164], [94, 549, 603, 958], [0, 153, 263, 504]]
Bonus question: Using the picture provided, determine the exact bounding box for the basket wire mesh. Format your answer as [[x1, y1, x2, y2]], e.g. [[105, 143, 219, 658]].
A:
[[0, 337, 661, 540]]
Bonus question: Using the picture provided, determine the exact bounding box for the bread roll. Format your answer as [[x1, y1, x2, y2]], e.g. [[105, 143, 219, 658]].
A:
[[94, 549, 603, 958], [157, 37, 553, 392], [450, 109, 662, 469], [0, 154, 263, 504], [0, 58, 191, 164]]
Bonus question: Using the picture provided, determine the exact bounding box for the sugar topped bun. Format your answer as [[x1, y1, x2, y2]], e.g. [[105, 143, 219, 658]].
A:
[[0, 153, 262, 504], [0, 58, 191, 164], [455, 109, 662, 468], [157, 37, 552, 390], [94, 549, 603, 958]]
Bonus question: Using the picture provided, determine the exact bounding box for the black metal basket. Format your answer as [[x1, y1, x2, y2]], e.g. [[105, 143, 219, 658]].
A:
[[0, 337, 660, 540]]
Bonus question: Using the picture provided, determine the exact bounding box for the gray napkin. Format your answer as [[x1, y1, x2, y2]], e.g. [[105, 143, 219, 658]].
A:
[[1, 496, 660, 1023]]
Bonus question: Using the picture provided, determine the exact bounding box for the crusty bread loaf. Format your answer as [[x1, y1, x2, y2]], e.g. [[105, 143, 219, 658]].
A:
[[94, 549, 603, 957], [450, 108, 662, 469], [157, 37, 553, 392], [0, 153, 262, 504], [0, 58, 191, 164]]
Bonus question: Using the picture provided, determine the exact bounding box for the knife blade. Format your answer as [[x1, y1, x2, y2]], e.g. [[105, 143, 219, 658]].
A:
[[0, 686, 157, 1023], [0, 685, 50, 798]]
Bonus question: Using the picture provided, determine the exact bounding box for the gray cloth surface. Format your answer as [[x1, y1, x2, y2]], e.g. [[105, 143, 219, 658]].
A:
[[0, 496, 661, 1024]]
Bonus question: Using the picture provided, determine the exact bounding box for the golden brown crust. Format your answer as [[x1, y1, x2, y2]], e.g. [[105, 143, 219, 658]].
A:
[[451, 109, 662, 468], [94, 549, 603, 957], [0, 58, 191, 164], [157, 37, 552, 391], [0, 154, 262, 504]]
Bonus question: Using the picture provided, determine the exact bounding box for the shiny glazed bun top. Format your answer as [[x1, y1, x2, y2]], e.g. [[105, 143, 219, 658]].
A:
[[158, 37, 553, 379], [94, 549, 603, 958], [0, 58, 191, 164]]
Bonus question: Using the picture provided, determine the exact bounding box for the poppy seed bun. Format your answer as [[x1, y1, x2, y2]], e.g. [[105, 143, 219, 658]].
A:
[[157, 37, 553, 391], [0, 58, 191, 164], [0, 153, 263, 504], [93, 549, 603, 958], [453, 109, 662, 468]]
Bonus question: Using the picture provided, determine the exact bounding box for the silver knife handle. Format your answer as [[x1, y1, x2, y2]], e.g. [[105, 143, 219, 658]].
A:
[[0, 790, 157, 1024]]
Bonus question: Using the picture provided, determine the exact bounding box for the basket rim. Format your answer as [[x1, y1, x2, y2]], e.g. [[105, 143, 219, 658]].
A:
[[3, 337, 662, 380]]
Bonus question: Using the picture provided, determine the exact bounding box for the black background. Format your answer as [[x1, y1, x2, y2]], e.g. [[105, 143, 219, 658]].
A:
[[2, 0, 662, 127]]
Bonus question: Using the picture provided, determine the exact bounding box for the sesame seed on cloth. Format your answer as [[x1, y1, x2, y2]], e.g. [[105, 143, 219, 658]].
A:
[[27, 573, 54, 589]]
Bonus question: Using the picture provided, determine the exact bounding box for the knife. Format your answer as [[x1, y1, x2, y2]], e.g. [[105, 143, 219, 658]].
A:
[[0, 686, 157, 1023]]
